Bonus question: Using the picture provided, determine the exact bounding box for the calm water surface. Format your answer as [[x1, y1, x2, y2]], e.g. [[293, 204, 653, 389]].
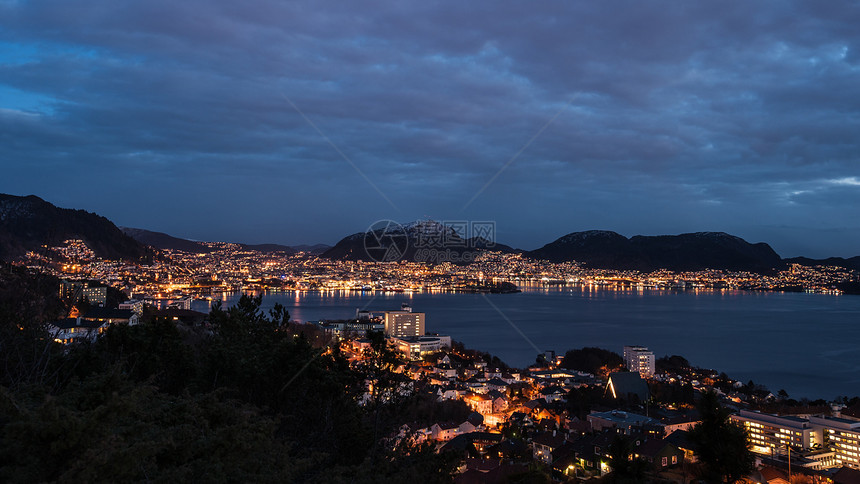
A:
[[195, 287, 860, 400]]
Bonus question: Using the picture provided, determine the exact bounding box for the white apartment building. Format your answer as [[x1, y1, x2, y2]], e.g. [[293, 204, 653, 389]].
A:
[[623, 345, 655, 378]]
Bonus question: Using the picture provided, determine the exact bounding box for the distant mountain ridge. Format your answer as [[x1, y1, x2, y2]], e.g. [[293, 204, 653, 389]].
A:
[[0, 194, 151, 262], [291, 244, 332, 253], [320, 223, 804, 272], [239, 243, 296, 254], [784, 256, 860, 272], [3, 194, 857, 273], [527, 230, 783, 273], [120, 227, 330, 254], [322, 220, 520, 262], [119, 227, 215, 253]]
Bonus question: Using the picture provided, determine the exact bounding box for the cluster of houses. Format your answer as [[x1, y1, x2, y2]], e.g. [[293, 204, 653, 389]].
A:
[[360, 337, 860, 483], [48, 307, 140, 344], [377, 347, 704, 482], [49, 280, 207, 344], [48, 296, 860, 483]]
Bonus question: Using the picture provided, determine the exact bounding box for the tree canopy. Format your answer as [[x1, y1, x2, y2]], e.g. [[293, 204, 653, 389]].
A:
[[0, 292, 459, 482], [688, 390, 755, 483], [607, 435, 649, 483], [560, 347, 623, 375]]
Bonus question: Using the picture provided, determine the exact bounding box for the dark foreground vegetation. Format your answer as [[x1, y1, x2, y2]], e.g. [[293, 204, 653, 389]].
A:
[[0, 264, 457, 482], [3, 262, 854, 483]]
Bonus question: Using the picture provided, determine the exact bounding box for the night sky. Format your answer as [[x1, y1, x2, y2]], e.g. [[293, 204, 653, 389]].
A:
[[2, 1, 859, 258]]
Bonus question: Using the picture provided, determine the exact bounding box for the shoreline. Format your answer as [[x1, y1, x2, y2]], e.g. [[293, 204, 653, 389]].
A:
[[200, 288, 860, 401]]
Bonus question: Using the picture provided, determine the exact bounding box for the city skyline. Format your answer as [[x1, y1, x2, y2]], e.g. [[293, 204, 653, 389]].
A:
[[2, 1, 860, 257]]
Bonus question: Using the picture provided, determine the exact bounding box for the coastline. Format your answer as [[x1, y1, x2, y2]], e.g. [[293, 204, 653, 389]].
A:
[[198, 287, 860, 401]]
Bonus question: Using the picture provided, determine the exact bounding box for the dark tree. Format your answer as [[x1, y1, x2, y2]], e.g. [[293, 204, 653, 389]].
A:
[[0, 371, 300, 483], [560, 347, 623, 375], [0, 263, 66, 390], [0, 276, 462, 482], [566, 385, 612, 418], [688, 390, 755, 483], [650, 381, 696, 406], [74, 295, 92, 314], [358, 330, 409, 443], [59, 316, 197, 395], [655, 355, 690, 373], [104, 285, 129, 309], [607, 435, 649, 483], [268, 302, 290, 326]]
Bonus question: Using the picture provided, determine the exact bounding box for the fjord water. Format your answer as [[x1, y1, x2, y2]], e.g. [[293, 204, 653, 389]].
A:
[[199, 287, 860, 400]]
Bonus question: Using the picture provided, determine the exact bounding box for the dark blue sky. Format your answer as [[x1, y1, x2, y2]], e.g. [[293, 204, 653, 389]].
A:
[[2, 1, 859, 258]]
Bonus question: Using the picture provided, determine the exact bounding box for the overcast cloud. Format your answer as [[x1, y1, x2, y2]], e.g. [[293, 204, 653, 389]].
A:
[[1, 0, 859, 257]]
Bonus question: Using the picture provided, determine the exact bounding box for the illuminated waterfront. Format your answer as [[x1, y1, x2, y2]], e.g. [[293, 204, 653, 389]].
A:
[[203, 285, 860, 400]]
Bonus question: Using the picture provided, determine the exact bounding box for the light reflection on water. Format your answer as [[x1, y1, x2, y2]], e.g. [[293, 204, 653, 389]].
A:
[[196, 286, 860, 400]]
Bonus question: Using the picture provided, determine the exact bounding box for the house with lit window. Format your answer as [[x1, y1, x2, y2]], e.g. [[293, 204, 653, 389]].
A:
[[48, 317, 108, 344], [566, 432, 618, 475], [82, 308, 139, 326], [434, 363, 458, 379], [464, 376, 489, 394], [486, 390, 508, 413], [540, 385, 567, 403], [588, 410, 660, 435], [397, 423, 431, 444], [436, 384, 461, 401], [633, 438, 684, 472], [533, 430, 568, 464], [431, 418, 481, 442], [431, 421, 461, 441], [665, 430, 699, 463], [465, 392, 493, 415], [486, 377, 510, 392]]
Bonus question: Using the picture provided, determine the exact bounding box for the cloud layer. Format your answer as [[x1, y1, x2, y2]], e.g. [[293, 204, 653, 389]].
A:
[[2, 0, 859, 257]]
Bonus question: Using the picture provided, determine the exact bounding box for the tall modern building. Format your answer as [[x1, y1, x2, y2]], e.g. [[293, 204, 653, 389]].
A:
[[60, 281, 108, 306], [623, 345, 655, 378], [383, 310, 425, 338]]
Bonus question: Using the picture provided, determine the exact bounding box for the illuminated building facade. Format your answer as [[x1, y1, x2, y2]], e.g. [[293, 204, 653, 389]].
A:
[[391, 335, 452, 360], [384, 310, 425, 338], [731, 410, 816, 454], [623, 345, 655, 378], [732, 410, 860, 470], [311, 319, 385, 340], [809, 416, 860, 469], [60, 280, 108, 306]]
